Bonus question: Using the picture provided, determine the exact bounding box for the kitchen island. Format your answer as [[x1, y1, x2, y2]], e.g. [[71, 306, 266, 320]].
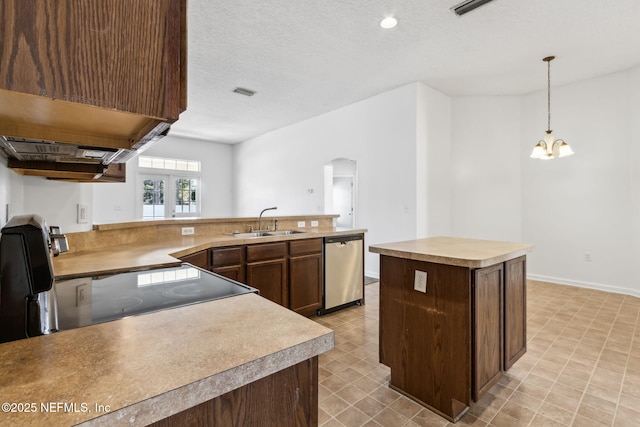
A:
[[0, 291, 333, 426], [369, 236, 533, 422]]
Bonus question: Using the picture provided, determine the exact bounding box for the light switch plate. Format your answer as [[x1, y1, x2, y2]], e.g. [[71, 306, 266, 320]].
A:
[[76, 283, 91, 306], [414, 270, 427, 293], [77, 203, 88, 224]]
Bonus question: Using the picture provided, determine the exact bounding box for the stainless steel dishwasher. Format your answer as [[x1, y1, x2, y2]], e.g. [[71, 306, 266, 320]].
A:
[[321, 234, 363, 314]]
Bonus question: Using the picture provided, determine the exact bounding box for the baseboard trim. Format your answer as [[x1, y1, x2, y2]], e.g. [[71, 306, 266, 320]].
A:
[[527, 274, 640, 299], [365, 271, 379, 280]]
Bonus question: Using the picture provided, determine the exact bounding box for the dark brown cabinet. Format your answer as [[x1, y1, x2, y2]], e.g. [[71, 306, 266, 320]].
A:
[[212, 246, 245, 283], [0, 0, 187, 180], [246, 243, 288, 306], [504, 256, 527, 369], [473, 263, 504, 400], [178, 238, 326, 317], [379, 255, 527, 421], [180, 250, 209, 270], [289, 239, 323, 316], [149, 357, 318, 427]]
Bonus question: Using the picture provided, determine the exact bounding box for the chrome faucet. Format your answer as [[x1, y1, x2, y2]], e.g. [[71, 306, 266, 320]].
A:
[[258, 206, 277, 231]]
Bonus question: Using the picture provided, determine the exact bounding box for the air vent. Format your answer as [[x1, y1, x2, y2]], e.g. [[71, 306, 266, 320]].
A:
[[452, 0, 495, 16], [232, 87, 256, 97]]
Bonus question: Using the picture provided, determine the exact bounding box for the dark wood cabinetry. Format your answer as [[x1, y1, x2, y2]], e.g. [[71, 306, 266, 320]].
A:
[[0, 0, 187, 180], [473, 263, 504, 400], [212, 246, 245, 283], [246, 243, 288, 306], [379, 254, 527, 421], [289, 239, 323, 316], [179, 238, 326, 316], [504, 255, 527, 369], [149, 357, 318, 427], [180, 250, 209, 270]]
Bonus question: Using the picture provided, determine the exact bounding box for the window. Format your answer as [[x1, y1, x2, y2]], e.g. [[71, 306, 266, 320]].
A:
[[174, 178, 198, 215], [143, 177, 166, 218], [139, 156, 201, 218]]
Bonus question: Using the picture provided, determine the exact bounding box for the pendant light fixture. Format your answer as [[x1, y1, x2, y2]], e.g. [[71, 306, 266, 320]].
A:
[[530, 56, 574, 160]]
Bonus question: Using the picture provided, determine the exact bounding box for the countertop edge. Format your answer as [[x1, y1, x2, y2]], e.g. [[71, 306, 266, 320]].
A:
[[369, 237, 534, 268], [79, 331, 335, 427], [53, 229, 367, 280]]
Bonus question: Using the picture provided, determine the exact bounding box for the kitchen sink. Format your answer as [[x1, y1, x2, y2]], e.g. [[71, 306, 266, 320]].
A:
[[267, 230, 306, 236], [231, 230, 306, 238], [232, 232, 271, 238]]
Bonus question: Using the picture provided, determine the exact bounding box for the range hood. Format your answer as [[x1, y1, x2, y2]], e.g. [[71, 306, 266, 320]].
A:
[[0, 136, 129, 164]]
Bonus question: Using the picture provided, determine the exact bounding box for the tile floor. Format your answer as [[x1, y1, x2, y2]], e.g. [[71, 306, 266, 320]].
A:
[[312, 280, 640, 426]]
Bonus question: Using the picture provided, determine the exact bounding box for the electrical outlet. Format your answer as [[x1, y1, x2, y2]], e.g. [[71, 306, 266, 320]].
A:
[[181, 227, 195, 235], [414, 270, 427, 293], [584, 252, 592, 262], [297, 221, 306, 228], [311, 220, 319, 227]]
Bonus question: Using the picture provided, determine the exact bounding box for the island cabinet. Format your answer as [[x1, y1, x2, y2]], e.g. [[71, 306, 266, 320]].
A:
[[246, 242, 288, 306], [370, 237, 533, 422], [289, 238, 323, 316]]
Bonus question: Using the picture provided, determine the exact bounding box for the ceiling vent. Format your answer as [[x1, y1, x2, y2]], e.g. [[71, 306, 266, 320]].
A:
[[232, 87, 256, 97], [452, 0, 495, 16]]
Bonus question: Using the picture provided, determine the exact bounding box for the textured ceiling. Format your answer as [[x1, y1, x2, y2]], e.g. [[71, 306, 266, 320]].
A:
[[169, 0, 640, 143]]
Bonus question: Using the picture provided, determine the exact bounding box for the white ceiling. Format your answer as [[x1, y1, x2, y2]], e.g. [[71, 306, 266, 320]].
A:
[[169, 0, 640, 144]]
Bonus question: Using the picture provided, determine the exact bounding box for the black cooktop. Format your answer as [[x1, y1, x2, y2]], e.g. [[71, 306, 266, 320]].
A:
[[54, 264, 257, 330]]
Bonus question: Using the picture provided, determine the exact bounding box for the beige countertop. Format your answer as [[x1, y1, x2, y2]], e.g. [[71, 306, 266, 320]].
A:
[[53, 228, 367, 279], [0, 293, 334, 427], [369, 236, 533, 268]]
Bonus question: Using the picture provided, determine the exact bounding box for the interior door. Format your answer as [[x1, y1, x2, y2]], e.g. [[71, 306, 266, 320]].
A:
[[333, 176, 354, 228]]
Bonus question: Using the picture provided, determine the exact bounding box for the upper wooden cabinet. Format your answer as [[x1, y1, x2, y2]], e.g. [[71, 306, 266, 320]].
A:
[[0, 0, 187, 178]]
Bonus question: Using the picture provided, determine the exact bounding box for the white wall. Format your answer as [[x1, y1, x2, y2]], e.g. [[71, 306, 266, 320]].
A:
[[93, 135, 234, 223], [631, 66, 640, 294], [450, 96, 523, 243], [0, 156, 24, 227], [522, 69, 637, 295], [417, 84, 452, 238], [233, 83, 422, 277], [22, 177, 94, 233]]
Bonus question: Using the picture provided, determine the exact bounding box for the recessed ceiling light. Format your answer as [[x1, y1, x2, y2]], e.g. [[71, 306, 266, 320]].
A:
[[380, 16, 398, 29]]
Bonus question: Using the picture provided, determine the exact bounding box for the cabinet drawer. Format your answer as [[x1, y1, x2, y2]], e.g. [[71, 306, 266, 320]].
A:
[[247, 242, 287, 262], [211, 247, 244, 267], [180, 250, 208, 269], [289, 238, 322, 257]]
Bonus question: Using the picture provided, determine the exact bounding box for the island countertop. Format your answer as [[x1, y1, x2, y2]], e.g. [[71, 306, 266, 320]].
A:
[[0, 292, 334, 427], [369, 236, 533, 268]]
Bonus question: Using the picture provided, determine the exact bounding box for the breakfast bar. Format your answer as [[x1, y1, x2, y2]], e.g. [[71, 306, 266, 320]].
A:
[[369, 236, 533, 422], [0, 292, 333, 426]]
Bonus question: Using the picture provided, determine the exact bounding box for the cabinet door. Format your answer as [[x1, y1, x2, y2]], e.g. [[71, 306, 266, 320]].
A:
[[246, 259, 287, 306], [179, 250, 209, 270], [473, 263, 504, 401], [289, 253, 322, 316], [212, 265, 245, 283], [504, 256, 527, 369]]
